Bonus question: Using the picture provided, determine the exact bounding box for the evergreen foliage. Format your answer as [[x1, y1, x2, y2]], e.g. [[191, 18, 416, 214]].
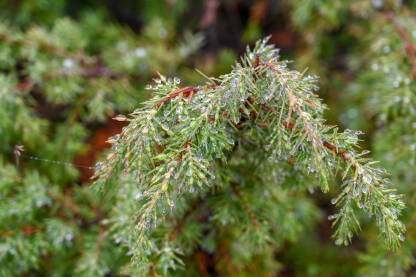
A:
[[0, 0, 415, 275], [289, 0, 416, 275], [93, 38, 405, 275], [0, 13, 202, 276]]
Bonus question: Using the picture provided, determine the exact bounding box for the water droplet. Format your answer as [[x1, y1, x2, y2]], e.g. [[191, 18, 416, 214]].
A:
[[106, 134, 120, 144], [328, 214, 337, 220], [398, 234, 405, 241], [63, 58, 74, 69], [145, 84, 153, 90], [363, 174, 371, 184], [394, 95, 401, 102], [362, 185, 369, 194], [376, 167, 387, 174], [405, 78, 411, 85], [134, 47, 147, 58], [113, 114, 127, 121], [354, 188, 360, 196], [36, 199, 47, 207], [335, 238, 343, 245], [65, 233, 74, 241], [134, 192, 142, 200], [346, 133, 358, 140], [331, 198, 337, 205], [174, 77, 181, 84], [371, 0, 383, 8]]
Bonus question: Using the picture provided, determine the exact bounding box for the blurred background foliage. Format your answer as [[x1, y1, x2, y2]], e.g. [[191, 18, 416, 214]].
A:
[[0, 0, 415, 276]]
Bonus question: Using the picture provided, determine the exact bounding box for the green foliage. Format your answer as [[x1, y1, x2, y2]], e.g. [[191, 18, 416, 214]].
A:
[[288, 0, 416, 275], [0, 10, 203, 276], [94, 39, 405, 275], [1, 0, 415, 275]]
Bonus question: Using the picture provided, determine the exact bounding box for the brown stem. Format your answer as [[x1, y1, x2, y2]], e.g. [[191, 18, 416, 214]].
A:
[[0, 224, 39, 237], [217, 241, 238, 273], [175, 139, 191, 163], [154, 86, 199, 108], [47, 192, 81, 216], [259, 103, 356, 169], [230, 182, 259, 229], [95, 227, 108, 259], [168, 198, 202, 242], [384, 11, 416, 78], [14, 145, 24, 176], [254, 59, 357, 169]]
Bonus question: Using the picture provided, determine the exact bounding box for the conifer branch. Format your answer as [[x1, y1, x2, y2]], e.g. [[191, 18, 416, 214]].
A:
[[94, 38, 406, 272]]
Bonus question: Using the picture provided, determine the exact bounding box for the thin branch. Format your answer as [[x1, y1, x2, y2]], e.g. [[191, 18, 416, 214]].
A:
[[384, 11, 416, 78], [254, 61, 356, 168], [259, 101, 356, 169], [47, 192, 81, 216], [95, 227, 108, 260], [230, 182, 259, 229], [154, 87, 199, 108], [168, 198, 202, 242]]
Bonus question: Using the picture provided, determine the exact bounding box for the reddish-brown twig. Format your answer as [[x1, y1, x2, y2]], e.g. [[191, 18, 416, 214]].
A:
[[230, 182, 259, 229], [261, 103, 354, 168], [14, 145, 24, 173], [47, 192, 81, 216], [15, 64, 126, 93], [154, 87, 199, 108], [16, 81, 35, 92], [253, 53, 260, 68], [95, 227, 108, 259], [0, 224, 39, 237], [175, 139, 191, 163], [168, 199, 202, 242], [385, 11, 416, 78], [217, 241, 238, 273], [154, 84, 219, 109], [254, 58, 357, 169]]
